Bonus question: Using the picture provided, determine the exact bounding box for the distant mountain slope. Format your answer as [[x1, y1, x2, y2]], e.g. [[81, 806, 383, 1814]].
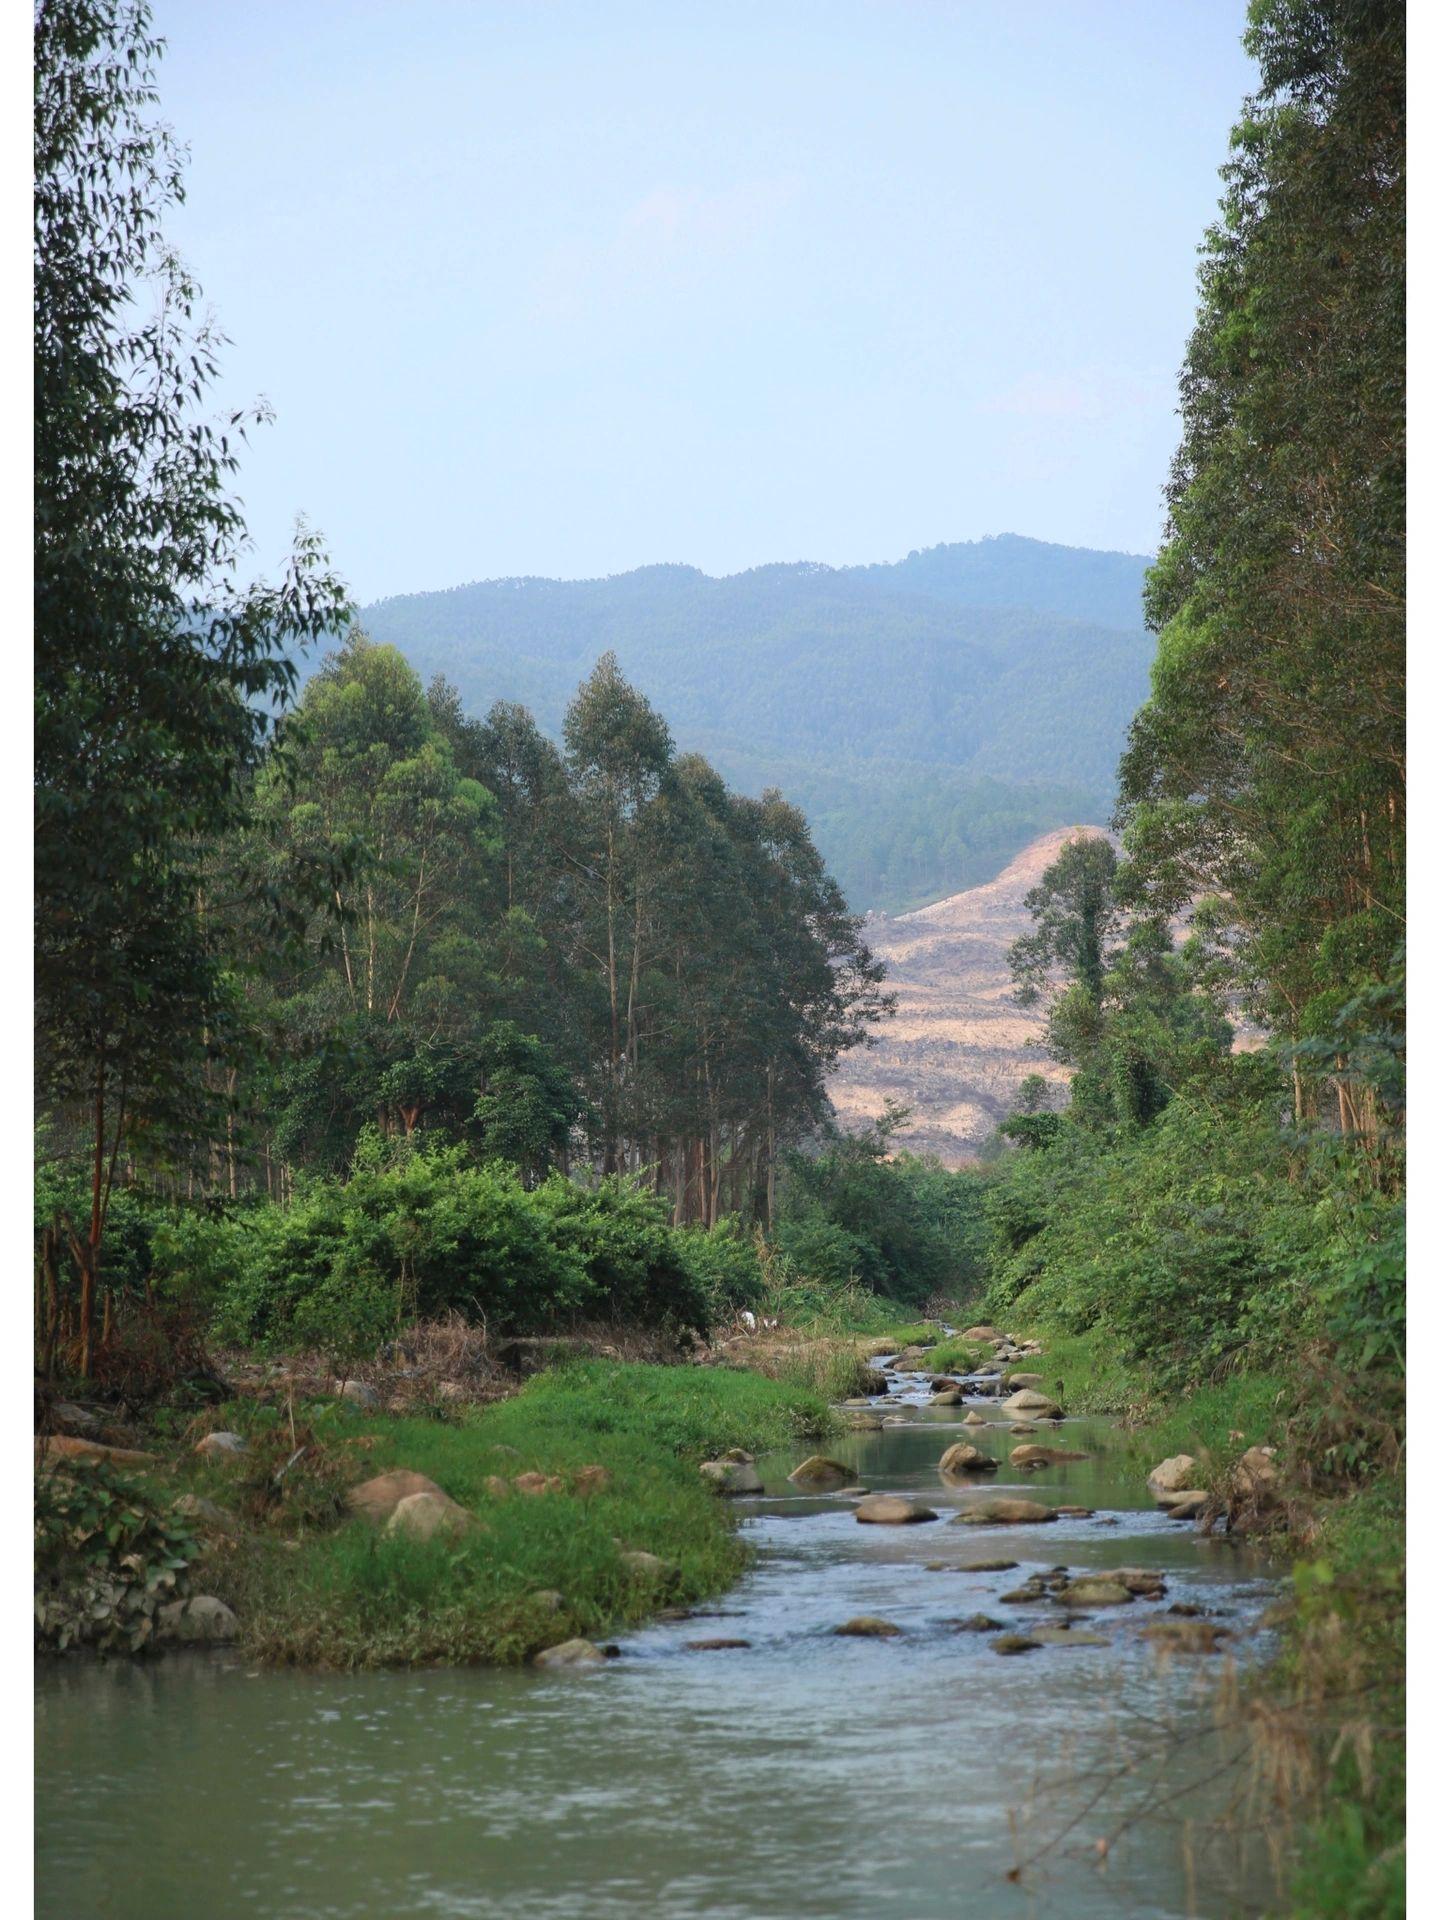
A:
[[359, 534, 1154, 912], [827, 826, 1111, 1163]]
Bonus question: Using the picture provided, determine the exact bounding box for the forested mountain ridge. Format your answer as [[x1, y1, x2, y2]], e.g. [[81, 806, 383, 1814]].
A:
[[358, 534, 1155, 912]]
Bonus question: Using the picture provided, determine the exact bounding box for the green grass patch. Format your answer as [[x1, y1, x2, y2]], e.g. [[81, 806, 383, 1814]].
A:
[[186, 1361, 832, 1669]]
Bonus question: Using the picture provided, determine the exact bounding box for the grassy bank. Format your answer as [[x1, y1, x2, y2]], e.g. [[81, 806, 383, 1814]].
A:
[[60, 1361, 836, 1670]]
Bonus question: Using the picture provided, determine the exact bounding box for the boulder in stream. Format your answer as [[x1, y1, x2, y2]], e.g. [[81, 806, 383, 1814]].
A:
[[787, 1455, 854, 1490], [834, 1616, 904, 1637], [854, 1495, 938, 1525], [954, 1497, 1058, 1527], [700, 1459, 764, 1495], [533, 1638, 608, 1669], [1009, 1444, 1089, 1468], [937, 1442, 998, 1475], [1147, 1455, 1201, 1493], [991, 1634, 1041, 1655], [1001, 1390, 1064, 1419], [157, 1595, 238, 1645], [1059, 1578, 1134, 1608]]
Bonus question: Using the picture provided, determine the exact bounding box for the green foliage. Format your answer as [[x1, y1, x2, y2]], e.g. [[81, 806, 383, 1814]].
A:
[[673, 1217, 767, 1318], [775, 1108, 988, 1308], [35, 1464, 199, 1654]]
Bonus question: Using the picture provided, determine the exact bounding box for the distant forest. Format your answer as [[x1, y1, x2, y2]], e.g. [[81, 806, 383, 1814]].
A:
[[359, 534, 1153, 913]]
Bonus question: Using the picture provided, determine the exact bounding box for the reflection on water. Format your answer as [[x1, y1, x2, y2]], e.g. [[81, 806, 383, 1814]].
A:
[[36, 1391, 1286, 1919]]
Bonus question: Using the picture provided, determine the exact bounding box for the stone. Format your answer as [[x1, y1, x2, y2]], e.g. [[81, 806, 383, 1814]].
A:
[[333, 1379, 380, 1409], [1030, 1627, 1111, 1648], [962, 1411, 987, 1427], [50, 1401, 99, 1430], [571, 1465, 613, 1497], [533, 1637, 607, 1669], [881, 1416, 911, 1429], [685, 1637, 752, 1650], [992, 1634, 1041, 1655], [1009, 1444, 1089, 1468], [928, 1388, 964, 1406], [954, 1498, 1058, 1527], [1009, 1422, 1039, 1436], [35, 1434, 154, 1469], [957, 1557, 1019, 1572], [1158, 1491, 1209, 1520], [347, 1469, 446, 1524], [787, 1455, 853, 1490], [514, 1471, 566, 1497], [854, 1495, 938, 1525], [999, 1585, 1046, 1604], [1055, 1506, 1096, 1518], [172, 1494, 236, 1534], [385, 1491, 473, 1541], [1232, 1445, 1280, 1501], [834, 1616, 904, 1637], [620, 1550, 680, 1587], [846, 1414, 884, 1431], [938, 1442, 998, 1474], [699, 1459, 764, 1495], [1147, 1454, 1200, 1493], [484, 1474, 512, 1498], [962, 1325, 999, 1342], [719, 1447, 755, 1464], [1003, 1371, 1046, 1389], [1001, 1390, 1064, 1419], [1059, 1579, 1134, 1608], [1110, 1567, 1169, 1597], [952, 1613, 1004, 1632], [194, 1430, 247, 1458], [157, 1595, 238, 1644]]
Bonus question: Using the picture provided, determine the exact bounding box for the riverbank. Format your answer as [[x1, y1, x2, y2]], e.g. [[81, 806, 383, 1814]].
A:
[[38, 1360, 838, 1670]]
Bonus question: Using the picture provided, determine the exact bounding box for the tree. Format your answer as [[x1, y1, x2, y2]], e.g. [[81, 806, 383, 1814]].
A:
[[34, 0, 349, 1370], [1117, 0, 1403, 1148]]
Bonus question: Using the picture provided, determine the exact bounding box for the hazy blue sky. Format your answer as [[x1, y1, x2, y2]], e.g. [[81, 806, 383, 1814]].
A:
[[153, 0, 1255, 603]]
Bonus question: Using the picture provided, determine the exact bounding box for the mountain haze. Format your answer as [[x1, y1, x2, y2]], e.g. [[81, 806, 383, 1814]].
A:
[[360, 534, 1154, 912]]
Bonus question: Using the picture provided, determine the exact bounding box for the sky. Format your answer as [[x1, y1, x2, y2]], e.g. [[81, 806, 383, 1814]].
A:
[[150, 0, 1257, 604]]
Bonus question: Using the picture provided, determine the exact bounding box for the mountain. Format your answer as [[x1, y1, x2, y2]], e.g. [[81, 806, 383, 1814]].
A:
[[826, 826, 1112, 1164], [358, 534, 1154, 912]]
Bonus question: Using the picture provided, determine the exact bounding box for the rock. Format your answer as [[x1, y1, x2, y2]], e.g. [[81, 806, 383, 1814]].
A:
[[938, 1443, 998, 1474], [699, 1459, 764, 1495], [194, 1430, 247, 1458], [1158, 1490, 1209, 1520], [999, 1584, 1046, 1604], [957, 1557, 1020, 1572], [952, 1613, 1004, 1632], [157, 1595, 238, 1644], [928, 1388, 964, 1406], [484, 1474, 512, 1498], [1008, 1422, 1038, 1436], [620, 1550, 680, 1587], [787, 1455, 853, 1490], [385, 1491, 473, 1540], [685, 1637, 752, 1650], [992, 1634, 1041, 1655], [1055, 1506, 1096, 1518], [1233, 1445, 1280, 1501], [347, 1469, 446, 1524], [514, 1471, 566, 1496], [533, 1637, 607, 1669], [333, 1379, 380, 1409], [1059, 1578, 1134, 1608], [719, 1447, 755, 1464], [1001, 1390, 1064, 1419], [881, 1416, 911, 1429], [1030, 1627, 1111, 1648], [1010, 1444, 1089, 1468], [834, 1616, 904, 1637], [50, 1401, 99, 1430], [854, 1495, 939, 1525], [1003, 1371, 1046, 1389], [962, 1325, 999, 1342], [1142, 1619, 1231, 1655], [1147, 1454, 1200, 1493], [954, 1498, 1057, 1527], [35, 1434, 154, 1469], [571, 1465, 613, 1497], [846, 1414, 884, 1431], [962, 1411, 987, 1427], [172, 1494, 236, 1534], [1110, 1567, 1169, 1597]]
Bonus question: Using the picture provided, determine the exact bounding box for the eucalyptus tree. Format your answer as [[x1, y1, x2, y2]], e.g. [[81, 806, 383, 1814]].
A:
[[34, 0, 349, 1369]]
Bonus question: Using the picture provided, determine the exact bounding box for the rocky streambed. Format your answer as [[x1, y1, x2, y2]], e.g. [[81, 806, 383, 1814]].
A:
[[35, 1339, 1287, 1919]]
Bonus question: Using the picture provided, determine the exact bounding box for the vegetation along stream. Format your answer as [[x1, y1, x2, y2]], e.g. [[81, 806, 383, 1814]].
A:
[[36, 1357, 1284, 1920]]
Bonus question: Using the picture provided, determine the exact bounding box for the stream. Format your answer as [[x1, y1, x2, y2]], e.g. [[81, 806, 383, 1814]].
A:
[[35, 1358, 1286, 1919]]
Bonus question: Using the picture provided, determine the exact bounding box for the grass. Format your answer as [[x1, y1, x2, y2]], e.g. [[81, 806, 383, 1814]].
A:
[[178, 1360, 834, 1668]]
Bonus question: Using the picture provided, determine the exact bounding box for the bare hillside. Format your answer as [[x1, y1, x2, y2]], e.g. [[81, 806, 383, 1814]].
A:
[[828, 826, 1112, 1164]]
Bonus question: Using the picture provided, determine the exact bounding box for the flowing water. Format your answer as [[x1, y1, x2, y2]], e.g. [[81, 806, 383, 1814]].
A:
[[35, 1363, 1286, 1919]]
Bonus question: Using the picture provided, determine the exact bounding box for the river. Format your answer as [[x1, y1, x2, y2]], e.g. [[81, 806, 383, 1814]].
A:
[[35, 1360, 1286, 1919]]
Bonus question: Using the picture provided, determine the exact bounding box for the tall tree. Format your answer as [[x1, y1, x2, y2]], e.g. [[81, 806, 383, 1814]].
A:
[[34, 0, 349, 1369]]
